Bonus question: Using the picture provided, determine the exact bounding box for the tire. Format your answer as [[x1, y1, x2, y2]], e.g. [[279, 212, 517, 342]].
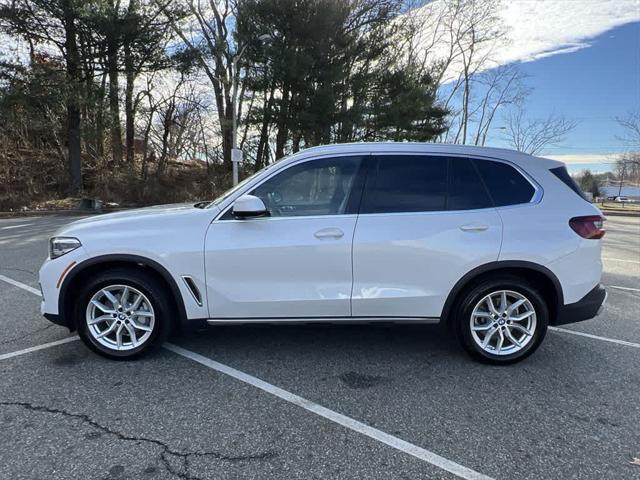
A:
[[75, 268, 172, 360], [453, 275, 548, 365]]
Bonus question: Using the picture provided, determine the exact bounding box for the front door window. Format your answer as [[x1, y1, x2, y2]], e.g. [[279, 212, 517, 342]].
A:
[[251, 156, 363, 217]]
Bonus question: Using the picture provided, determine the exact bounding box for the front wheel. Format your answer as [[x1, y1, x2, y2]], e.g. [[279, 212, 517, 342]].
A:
[[76, 268, 171, 359], [454, 276, 548, 364]]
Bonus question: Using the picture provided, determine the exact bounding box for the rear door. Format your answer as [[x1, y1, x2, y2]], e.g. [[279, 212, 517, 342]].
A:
[[351, 154, 503, 319]]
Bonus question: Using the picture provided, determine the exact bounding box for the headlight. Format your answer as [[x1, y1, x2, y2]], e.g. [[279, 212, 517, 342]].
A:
[[49, 237, 81, 259]]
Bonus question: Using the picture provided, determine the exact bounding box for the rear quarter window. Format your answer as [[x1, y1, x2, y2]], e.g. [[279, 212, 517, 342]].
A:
[[549, 166, 589, 201], [473, 159, 536, 207]]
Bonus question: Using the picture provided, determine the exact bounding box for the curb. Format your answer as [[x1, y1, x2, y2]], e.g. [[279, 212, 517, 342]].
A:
[[599, 209, 640, 218]]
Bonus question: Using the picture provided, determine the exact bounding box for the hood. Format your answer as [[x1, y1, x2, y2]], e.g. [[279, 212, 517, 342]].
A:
[[55, 203, 218, 237]]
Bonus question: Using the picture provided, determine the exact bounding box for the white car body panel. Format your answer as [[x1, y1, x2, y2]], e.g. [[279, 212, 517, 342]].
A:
[[204, 215, 356, 318], [352, 208, 502, 318], [495, 164, 602, 303], [40, 203, 216, 319], [38, 142, 604, 329], [39, 245, 90, 315]]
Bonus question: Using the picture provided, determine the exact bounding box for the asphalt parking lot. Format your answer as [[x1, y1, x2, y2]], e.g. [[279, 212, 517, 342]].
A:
[[1, 213, 638, 480]]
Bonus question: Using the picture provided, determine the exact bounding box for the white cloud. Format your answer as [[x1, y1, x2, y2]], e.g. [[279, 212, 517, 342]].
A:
[[498, 0, 640, 65], [413, 0, 640, 79]]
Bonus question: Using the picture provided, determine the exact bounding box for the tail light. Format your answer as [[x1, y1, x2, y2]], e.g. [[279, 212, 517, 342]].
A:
[[569, 215, 606, 239]]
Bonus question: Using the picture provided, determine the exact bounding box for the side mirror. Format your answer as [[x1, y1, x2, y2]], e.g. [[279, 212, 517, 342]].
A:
[[232, 194, 269, 219]]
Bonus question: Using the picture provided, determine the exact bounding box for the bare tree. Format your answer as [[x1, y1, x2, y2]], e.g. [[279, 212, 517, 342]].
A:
[[154, 0, 244, 168], [1, 0, 84, 193], [396, 0, 450, 79], [614, 151, 640, 191], [503, 107, 577, 155], [616, 109, 640, 148], [471, 65, 528, 146], [416, 0, 506, 144], [400, 0, 508, 145]]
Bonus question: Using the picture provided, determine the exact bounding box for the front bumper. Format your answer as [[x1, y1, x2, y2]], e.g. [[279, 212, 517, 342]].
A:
[[43, 313, 68, 328], [554, 284, 607, 326]]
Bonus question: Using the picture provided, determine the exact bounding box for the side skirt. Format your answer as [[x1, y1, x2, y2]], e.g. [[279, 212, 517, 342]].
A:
[[205, 316, 440, 326]]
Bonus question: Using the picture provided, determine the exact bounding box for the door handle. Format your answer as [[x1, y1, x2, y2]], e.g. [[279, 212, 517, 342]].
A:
[[314, 227, 344, 239], [459, 224, 489, 232]]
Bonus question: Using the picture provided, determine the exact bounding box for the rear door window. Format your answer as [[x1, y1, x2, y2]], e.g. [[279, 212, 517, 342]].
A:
[[361, 155, 448, 213], [448, 158, 493, 210]]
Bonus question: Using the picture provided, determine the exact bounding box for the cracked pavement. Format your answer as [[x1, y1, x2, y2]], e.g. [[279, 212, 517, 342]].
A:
[[1, 400, 277, 480], [0, 214, 639, 480]]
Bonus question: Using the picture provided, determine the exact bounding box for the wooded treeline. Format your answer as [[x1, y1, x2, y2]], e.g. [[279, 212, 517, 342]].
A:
[[0, 0, 597, 209]]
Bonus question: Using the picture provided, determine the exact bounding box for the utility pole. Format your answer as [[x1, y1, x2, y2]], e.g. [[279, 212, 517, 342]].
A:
[[231, 56, 242, 186]]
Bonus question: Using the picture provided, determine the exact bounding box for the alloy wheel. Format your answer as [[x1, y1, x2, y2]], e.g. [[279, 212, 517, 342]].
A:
[[469, 290, 537, 356], [86, 284, 155, 351]]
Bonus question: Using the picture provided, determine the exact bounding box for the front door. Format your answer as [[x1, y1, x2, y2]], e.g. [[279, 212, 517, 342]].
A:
[[352, 154, 503, 318], [204, 155, 366, 319]]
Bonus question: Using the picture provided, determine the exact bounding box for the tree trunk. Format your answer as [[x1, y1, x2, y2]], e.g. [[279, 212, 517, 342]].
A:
[[156, 104, 174, 177], [62, 0, 82, 194], [275, 85, 290, 159], [95, 73, 107, 157], [124, 0, 138, 165], [255, 84, 275, 170], [222, 111, 233, 168], [124, 44, 135, 164], [292, 132, 301, 153], [140, 108, 155, 182], [107, 33, 123, 164]]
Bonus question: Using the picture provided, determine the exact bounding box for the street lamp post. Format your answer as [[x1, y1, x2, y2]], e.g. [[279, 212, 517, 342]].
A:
[[231, 34, 272, 186]]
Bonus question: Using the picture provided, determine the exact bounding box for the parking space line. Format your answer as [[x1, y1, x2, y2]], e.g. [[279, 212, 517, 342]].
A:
[[0, 336, 79, 361], [608, 285, 640, 293], [0, 223, 34, 230], [603, 257, 640, 264], [549, 327, 640, 349], [0, 274, 41, 296], [164, 343, 494, 480]]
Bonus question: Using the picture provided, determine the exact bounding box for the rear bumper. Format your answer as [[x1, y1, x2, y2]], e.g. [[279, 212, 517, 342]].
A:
[[554, 284, 607, 326]]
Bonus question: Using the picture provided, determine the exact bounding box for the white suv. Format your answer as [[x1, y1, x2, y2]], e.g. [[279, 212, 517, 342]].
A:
[[39, 143, 607, 364]]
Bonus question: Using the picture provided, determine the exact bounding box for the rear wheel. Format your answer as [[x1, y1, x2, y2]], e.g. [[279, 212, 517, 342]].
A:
[[76, 269, 171, 359], [454, 276, 548, 364]]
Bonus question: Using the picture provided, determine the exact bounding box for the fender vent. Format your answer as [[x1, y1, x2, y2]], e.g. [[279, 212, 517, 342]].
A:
[[182, 276, 203, 306]]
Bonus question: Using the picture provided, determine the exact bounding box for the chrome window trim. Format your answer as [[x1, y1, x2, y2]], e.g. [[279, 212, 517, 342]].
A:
[[213, 148, 543, 221], [215, 214, 359, 224], [465, 154, 544, 206], [214, 152, 370, 222], [361, 152, 543, 215]]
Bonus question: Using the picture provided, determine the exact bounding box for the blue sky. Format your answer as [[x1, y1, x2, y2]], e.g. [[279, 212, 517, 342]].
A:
[[489, 21, 640, 173]]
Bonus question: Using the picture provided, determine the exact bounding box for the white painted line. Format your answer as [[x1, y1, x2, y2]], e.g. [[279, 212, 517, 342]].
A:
[[164, 343, 494, 480], [609, 285, 640, 293], [603, 257, 640, 264], [549, 327, 640, 349], [0, 336, 79, 361], [0, 274, 41, 296], [0, 223, 34, 230]]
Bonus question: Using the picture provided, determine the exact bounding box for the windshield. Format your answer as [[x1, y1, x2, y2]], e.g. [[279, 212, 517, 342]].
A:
[[206, 160, 283, 209]]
